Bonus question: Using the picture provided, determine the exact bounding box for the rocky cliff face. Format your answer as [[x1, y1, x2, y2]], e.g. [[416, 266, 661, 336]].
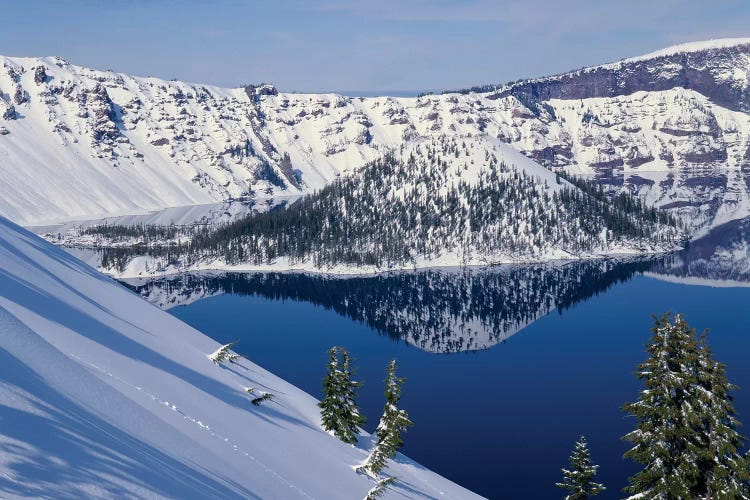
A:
[[494, 39, 750, 112], [2, 40, 750, 230]]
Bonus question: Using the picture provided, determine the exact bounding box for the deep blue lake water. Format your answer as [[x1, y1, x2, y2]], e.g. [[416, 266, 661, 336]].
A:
[[128, 259, 750, 499]]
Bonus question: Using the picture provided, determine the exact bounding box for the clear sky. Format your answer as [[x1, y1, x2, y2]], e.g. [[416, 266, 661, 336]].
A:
[[1, 0, 749, 92]]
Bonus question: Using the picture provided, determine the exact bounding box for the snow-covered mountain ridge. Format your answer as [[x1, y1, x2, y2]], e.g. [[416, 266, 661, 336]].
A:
[[2, 39, 750, 230], [0, 215, 479, 499]]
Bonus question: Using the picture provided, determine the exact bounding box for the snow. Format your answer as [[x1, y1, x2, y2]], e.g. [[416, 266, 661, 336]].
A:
[[616, 38, 750, 65], [0, 215, 480, 499], [4, 45, 750, 233]]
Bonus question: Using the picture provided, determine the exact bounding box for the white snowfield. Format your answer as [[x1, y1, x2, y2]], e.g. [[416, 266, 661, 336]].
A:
[[2, 38, 750, 231], [0, 216, 482, 500], [616, 38, 750, 65]]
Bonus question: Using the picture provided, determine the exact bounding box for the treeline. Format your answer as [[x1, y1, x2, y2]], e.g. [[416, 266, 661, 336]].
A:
[[92, 138, 682, 273]]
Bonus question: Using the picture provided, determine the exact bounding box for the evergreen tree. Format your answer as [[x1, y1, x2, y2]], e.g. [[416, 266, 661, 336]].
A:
[[694, 333, 750, 498], [623, 313, 750, 499], [208, 340, 239, 365], [359, 359, 412, 476], [363, 476, 396, 500], [556, 436, 605, 499], [319, 346, 366, 444], [622, 313, 703, 498], [251, 392, 274, 406]]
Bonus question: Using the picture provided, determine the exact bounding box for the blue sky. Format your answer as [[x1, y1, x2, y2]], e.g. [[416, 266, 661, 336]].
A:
[[1, 0, 749, 92]]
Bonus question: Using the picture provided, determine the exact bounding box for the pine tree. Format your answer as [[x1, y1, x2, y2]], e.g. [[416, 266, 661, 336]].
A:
[[622, 313, 703, 498], [319, 346, 366, 444], [623, 313, 750, 499], [208, 340, 239, 365], [359, 359, 412, 476], [363, 476, 396, 500], [556, 436, 605, 499], [694, 333, 750, 498], [251, 392, 274, 406]]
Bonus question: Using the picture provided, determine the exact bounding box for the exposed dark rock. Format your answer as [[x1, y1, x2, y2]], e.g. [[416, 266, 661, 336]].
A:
[[2, 104, 16, 120], [683, 175, 727, 189], [13, 87, 26, 105], [491, 43, 750, 112], [626, 175, 655, 187], [278, 152, 300, 188], [34, 65, 48, 85], [680, 148, 727, 163], [589, 157, 624, 170]]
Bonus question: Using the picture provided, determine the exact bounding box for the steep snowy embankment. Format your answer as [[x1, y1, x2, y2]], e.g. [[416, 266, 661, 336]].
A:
[[0, 216, 480, 499]]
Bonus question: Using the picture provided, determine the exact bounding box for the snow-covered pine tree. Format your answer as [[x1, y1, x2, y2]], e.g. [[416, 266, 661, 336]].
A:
[[695, 332, 750, 498], [622, 313, 704, 498], [318, 346, 366, 444], [556, 436, 605, 499], [208, 340, 239, 365], [359, 359, 412, 476], [319, 346, 341, 433], [363, 476, 396, 500], [251, 392, 274, 406], [339, 349, 366, 443]]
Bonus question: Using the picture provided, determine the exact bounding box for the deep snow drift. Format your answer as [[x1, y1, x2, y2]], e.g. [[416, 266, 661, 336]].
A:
[[0, 216, 480, 499]]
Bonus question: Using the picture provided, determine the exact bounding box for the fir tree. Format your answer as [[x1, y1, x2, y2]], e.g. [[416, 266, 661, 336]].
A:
[[694, 333, 750, 498], [359, 359, 412, 476], [208, 340, 239, 365], [622, 313, 704, 498], [556, 436, 605, 499], [251, 392, 274, 406], [363, 476, 396, 500], [623, 313, 750, 499], [319, 346, 366, 444]]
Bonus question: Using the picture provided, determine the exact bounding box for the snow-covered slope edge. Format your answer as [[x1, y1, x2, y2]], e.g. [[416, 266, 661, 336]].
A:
[[0, 216, 480, 499]]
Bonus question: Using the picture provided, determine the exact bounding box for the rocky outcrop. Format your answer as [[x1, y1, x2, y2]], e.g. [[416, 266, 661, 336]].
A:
[[492, 42, 750, 113]]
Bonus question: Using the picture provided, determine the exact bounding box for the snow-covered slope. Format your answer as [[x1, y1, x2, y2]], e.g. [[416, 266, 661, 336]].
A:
[[64, 136, 683, 277], [0, 216, 479, 499], [3, 40, 750, 231]]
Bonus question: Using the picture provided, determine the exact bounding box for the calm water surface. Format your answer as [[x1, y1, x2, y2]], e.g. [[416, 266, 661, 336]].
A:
[[125, 250, 750, 500]]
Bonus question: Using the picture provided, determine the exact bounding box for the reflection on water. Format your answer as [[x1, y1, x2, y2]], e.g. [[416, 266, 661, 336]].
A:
[[119, 213, 750, 353], [125, 259, 658, 353], [648, 216, 750, 286]]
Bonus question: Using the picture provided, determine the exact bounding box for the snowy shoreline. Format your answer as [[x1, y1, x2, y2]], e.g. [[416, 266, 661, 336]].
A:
[[68, 243, 682, 280]]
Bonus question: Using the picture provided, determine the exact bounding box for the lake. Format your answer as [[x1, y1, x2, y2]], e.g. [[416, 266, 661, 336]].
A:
[[123, 235, 750, 499]]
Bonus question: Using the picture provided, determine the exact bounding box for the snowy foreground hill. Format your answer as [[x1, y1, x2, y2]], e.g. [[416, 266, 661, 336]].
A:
[[3, 39, 750, 231], [0, 216, 480, 499]]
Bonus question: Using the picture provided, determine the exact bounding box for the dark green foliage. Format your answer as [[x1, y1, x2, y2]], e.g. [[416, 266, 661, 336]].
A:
[[695, 334, 750, 498], [556, 436, 605, 499], [93, 139, 682, 273], [364, 476, 396, 499], [319, 346, 366, 444], [251, 392, 274, 406], [623, 314, 749, 499], [361, 359, 412, 476]]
